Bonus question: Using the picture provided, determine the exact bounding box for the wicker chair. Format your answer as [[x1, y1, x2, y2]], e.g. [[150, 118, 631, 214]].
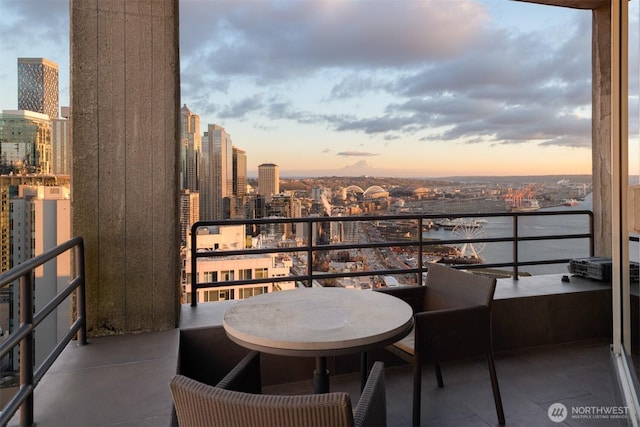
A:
[[169, 351, 387, 427], [377, 263, 505, 427]]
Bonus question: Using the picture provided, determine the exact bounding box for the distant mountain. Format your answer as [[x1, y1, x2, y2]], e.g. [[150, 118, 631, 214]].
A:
[[439, 175, 592, 184], [255, 161, 594, 181], [268, 169, 594, 183]]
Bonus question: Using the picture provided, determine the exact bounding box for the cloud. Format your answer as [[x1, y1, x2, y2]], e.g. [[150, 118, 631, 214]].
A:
[[0, 0, 68, 54], [0, 0, 71, 105], [179, 0, 490, 115], [328, 73, 386, 100], [180, 0, 487, 79], [0, 0, 615, 159], [317, 10, 592, 148], [178, 0, 599, 151], [218, 95, 265, 119], [332, 115, 421, 135], [337, 151, 378, 157], [0, 0, 67, 40]]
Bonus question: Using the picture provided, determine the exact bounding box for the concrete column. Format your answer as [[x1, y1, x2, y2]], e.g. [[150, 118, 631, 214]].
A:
[[71, 0, 180, 336], [592, 4, 612, 257]]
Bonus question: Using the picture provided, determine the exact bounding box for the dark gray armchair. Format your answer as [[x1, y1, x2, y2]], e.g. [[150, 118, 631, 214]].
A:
[[377, 263, 505, 427], [169, 351, 388, 427]]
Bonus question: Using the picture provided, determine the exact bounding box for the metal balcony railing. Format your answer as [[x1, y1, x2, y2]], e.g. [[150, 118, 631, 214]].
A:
[[0, 237, 87, 427], [189, 211, 595, 306]]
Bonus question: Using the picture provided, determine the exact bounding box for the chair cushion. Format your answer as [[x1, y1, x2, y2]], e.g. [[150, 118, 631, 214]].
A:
[[392, 326, 415, 355]]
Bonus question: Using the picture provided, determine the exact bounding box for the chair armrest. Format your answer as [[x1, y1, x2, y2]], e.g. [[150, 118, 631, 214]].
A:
[[354, 361, 387, 427], [414, 306, 492, 362], [376, 286, 426, 313], [215, 351, 262, 394]]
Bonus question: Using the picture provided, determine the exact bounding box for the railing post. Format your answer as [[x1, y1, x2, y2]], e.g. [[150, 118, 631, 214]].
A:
[[418, 218, 424, 287], [512, 214, 519, 280], [307, 220, 313, 288], [19, 273, 34, 427], [589, 213, 595, 257], [191, 223, 198, 306], [75, 240, 87, 346]]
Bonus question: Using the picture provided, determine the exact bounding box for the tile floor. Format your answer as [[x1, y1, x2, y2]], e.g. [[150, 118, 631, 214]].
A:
[[265, 339, 625, 426]]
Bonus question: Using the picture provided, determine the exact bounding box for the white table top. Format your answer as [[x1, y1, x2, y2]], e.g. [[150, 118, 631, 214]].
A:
[[223, 287, 414, 357]]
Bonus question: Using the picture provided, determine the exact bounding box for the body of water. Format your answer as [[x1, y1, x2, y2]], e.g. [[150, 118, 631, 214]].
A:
[[422, 194, 598, 275]]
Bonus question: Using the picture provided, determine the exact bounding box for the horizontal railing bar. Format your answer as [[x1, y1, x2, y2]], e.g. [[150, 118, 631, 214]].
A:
[[0, 323, 32, 359], [194, 240, 422, 258], [517, 258, 574, 266], [197, 233, 595, 260], [0, 385, 34, 426], [195, 267, 426, 290], [513, 233, 593, 242], [0, 236, 83, 287], [193, 210, 593, 226], [34, 317, 85, 385], [33, 275, 83, 328]]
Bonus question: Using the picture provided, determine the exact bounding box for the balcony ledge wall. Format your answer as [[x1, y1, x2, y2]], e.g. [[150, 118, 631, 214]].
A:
[[179, 274, 613, 388]]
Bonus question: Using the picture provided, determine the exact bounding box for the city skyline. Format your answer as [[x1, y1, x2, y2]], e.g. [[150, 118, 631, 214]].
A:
[[1, 0, 639, 177]]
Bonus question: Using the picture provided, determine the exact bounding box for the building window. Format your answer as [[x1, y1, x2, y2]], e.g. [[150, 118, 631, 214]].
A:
[[221, 270, 234, 281], [240, 286, 268, 300], [202, 289, 235, 302], [238, 269, 252, 280], [203, 271, 217, 283], [255, 268, 268, 279], [203, 290, 216, 302]]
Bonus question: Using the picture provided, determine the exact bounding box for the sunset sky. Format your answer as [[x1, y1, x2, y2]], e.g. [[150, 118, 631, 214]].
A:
[[1, 0, 639, 177]]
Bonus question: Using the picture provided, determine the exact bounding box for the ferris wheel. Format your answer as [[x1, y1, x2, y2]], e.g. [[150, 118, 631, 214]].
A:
[[451, 221, 486, 259]]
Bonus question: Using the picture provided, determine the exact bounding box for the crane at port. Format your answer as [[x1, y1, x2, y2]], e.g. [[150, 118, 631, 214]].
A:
[[503, 183, 544, 211]]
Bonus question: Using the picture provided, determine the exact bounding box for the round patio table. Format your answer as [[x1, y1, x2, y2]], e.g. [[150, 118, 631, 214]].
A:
[[223, 287, 414, 393]]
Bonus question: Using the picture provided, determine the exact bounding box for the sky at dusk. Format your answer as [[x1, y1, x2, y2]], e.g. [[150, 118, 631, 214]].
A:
[[1, 0, 639, 178]]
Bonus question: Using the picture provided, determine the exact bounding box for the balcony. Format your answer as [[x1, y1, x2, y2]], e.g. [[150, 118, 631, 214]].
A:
[[0, 212, 624, 426], [10, 275, 625, 426], [50, 1, 634, 424], [2, 212, 627, 426]]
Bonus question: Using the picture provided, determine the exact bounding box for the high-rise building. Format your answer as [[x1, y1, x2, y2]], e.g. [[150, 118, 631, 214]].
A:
[[232, 146, 247, 198], [17, 58, 59, 120], [227, 146, 248, 220], [200, 124, 232, 220], [258, 163, 279, 198], [51, 107, 71, 175], [0, 110, 52, 175], [180, 190, 199, 246], [0, 175, 70, 273], [8, 184, 71, 370], [180, 105, 201, 192], [179, 106, 201, 242]]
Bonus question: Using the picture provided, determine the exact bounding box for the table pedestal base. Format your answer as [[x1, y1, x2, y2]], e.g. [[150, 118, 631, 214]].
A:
[[313, 357, 330, 394]]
